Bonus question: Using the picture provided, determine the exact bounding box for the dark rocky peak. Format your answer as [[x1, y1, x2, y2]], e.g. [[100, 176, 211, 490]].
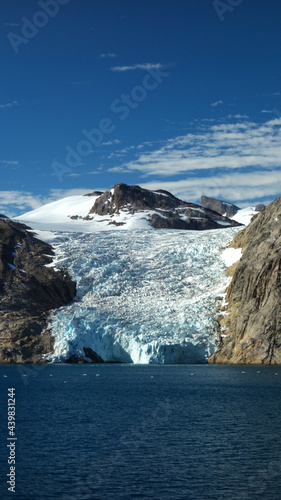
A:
[[255, 204, 265, 212], [89, 183, 184, 215], [83, 191, 104, 197], [88, 183, 241, 230], [201, 196, 240, 218], [0, 214, 9, 220]]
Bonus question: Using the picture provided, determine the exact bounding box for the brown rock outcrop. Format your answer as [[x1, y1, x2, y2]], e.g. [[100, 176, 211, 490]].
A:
[[209, 200, 281, 364], [88, 183, 241, 230], [201, 195, 240, 217], [0, 219, 76, 363]]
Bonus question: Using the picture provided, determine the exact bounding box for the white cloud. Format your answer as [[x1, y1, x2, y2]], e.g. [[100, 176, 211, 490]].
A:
[[112, 119, 281, 176], [108, 117, 281, 204], [0, 101, 19, 110], [140, 169, 281, 206], [0, 160, 19, 166], [101, 139, 121, 146], [211, 100, 223, 107], [261, 109, 272, 113], [111, 63, 165, 72], [100, 53, 117, 58], [0, 188, 107, 218], [0, 191, 43, 218]]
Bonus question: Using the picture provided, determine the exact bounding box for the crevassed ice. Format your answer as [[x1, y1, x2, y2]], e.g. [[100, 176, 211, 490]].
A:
[[45, 227, 240, 364]]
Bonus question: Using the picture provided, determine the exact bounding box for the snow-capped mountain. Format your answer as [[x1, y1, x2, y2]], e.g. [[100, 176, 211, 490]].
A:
[[8, 185, 260, 365], [17, 184, 241, 233], [45, 228, 240, 364]]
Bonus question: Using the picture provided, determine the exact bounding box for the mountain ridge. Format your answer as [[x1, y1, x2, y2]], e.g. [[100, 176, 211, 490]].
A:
[[17, 183, 242, 232]]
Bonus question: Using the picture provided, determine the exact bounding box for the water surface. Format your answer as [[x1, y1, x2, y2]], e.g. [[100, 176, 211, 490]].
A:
[[0, 364, 281, 499]]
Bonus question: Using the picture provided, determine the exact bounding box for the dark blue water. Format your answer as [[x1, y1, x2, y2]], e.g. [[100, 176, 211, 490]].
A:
[[1, 364, 281, 500]]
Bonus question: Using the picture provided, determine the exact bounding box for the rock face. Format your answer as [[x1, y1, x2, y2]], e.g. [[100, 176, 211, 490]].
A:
[[209, 200, 281, 364], [0, 219, 76, 363], [83, 191, 104, 197], [201, 196, 240, 218], [89, 184, 241, 230], [255, 204, 265, 212]]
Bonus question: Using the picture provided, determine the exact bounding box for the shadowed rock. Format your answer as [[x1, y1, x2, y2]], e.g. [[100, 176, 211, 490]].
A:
[[201, 196, 240, 218], [88, 183, 241, 230], [0, 219, 76, 363], [255, 204, 265, 212], [83, 191, 104, 197], [65, 348, 104, 364]]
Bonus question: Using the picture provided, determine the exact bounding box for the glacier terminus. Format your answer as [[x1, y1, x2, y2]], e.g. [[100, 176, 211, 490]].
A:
[[44, 228, 240, 364]]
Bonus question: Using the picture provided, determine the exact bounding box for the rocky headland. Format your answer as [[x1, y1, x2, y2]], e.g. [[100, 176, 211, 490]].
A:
[[209, 198, 281, 364], [0, 219, 76, 363]]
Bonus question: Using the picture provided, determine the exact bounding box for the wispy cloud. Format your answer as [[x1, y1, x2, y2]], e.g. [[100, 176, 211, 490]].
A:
[[0, 160, 19, 166], [211, 100, 223, 107], [0, 100, 19, 109], [100, 53, 117, 58], [111, 63, 165, 72], [140, 169, 281, 206], [0, 191, 43, 218], [0, 188, 107, 218], [102, 139, 121, 146], [108, 117, 281, 204], [261, 109, 273, 114], [229, 114, 249, 119]]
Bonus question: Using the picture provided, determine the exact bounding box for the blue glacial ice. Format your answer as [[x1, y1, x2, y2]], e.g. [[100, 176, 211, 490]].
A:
[[45, 228, 240, 364]]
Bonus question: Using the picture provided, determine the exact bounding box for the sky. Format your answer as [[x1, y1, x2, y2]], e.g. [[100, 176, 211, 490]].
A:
[[2, 0, 281, 216]]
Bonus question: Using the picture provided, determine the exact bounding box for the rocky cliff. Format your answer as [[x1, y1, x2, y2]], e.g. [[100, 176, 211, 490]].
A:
[[88, 184, 241, 230], [209, 198, 281, 364], [201, 195, 240, 218], [0, 219, 76, 363]]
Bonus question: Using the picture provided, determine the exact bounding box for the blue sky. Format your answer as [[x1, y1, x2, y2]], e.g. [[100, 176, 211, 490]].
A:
[[2, 0, 281, 216]]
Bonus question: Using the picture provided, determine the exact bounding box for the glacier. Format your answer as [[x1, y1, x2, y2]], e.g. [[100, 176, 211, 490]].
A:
[[44, 227, 241, 364]]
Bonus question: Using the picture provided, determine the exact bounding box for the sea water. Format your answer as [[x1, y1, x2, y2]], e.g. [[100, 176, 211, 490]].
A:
[[1, 364, 281, 499]]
